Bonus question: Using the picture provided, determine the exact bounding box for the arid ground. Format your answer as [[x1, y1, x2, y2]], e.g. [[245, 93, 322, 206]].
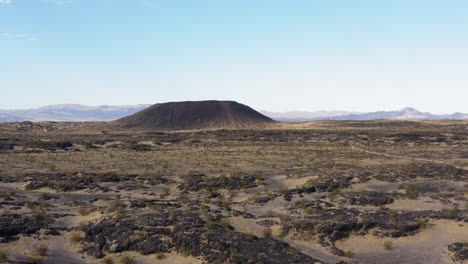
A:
[[0, 120, 467, 264]]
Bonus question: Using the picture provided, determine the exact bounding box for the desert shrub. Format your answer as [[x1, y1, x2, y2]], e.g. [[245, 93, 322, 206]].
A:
[[202, 197, 211, 204], [442, 206, 460, 216], [262, 210, 275, 217], [384, 240, 393, 250], [79, 208, 89, 216], [278, 214, 290, 223], [34, 244, 49, 256], [112, 197, 125, 207], [344, 250, 355, 257], [182, 249, 193, 257], [40, 192, 51, 199], [69, 231, 84, 245], [119, 255, 135, 264], [114, 207, 128, 219], [249, 193, 262, 203], [219, 218, 231, 228], [0, 251, 8, 261], [389, 209, 399, 217], [418, 219, 430, 229], [294, 199, 309, 208], [155, 252, 166, 260], [262, 227, 272, 238], [276, 185, 288, 193], [149, 203, 161, 210], [245, 232, 255, 241], [205, 221, 214, 230], [286, 246, 301, 256], [229, 247, 239, 258], [26, 202, 37, 210], [220, 200, 232, 208], [177, 194, 189, 203], [26, 256, 44, 263], [404, 184, 419, 199], [101, 257, 114, 264]]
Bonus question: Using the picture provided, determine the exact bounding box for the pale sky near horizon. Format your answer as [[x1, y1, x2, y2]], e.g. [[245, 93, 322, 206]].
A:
[[1, 0, 467, 114]]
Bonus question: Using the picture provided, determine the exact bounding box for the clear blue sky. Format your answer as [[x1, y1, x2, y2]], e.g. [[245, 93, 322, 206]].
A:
[[1, 0, 467, 113]]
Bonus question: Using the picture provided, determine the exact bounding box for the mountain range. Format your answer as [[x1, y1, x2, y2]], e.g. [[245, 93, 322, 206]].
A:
[[0, 104, 151, 122], [261, 107, 468, 121], [0, 104, 466, 122]]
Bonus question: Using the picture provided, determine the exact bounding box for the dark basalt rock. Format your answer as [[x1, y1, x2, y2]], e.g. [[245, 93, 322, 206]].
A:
[[0, 142, 15, 151], [178, 173, 258, 191], [256, 219, 278, 227], [44, 229, 61, 236], [283, 177, 353, 201], [27, 140, 73, 151], [80, 208, 325, 264], [339, 192, 399, 206], [447, 242, 468, 262], [131, 144, 153, 151], [0, 214, 50, 243], [20, 172, 169, 192], [287, 208, 467, 244]]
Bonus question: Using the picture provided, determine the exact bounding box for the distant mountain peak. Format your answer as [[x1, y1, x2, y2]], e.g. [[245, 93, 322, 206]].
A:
[[400, 107, 418, 112]]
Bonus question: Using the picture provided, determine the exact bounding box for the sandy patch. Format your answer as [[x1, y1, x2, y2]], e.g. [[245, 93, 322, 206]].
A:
[[335, 219, 468, 264]]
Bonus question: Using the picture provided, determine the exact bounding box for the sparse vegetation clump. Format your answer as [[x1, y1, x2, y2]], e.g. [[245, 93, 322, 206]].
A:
[[344, 250, 356, 258], [79, 208, 90, 216], [0, 251, 8, 261], [384, 240, 393, 250], [245, 232, 256, 241], [155, 252, 166, 260], [262, 227, 272, 238], [26, 256, 45, 264], [33, 244, 49, 256], [119, 255, 135, 264], [69, 231, 84, 245], [102, 257, 114, 264]]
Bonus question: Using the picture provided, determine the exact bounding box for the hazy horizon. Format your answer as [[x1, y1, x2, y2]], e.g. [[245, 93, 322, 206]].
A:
[[1, 0, 467, 114], [1, 102, 466, 116]]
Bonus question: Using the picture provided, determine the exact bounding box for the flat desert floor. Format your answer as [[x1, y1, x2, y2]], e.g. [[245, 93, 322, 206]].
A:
[[0, 120, 466, 264]]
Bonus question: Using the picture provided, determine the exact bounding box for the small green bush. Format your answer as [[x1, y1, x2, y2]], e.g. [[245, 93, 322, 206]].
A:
[[245, 232, 255, 241], [119, 255, 135, 264], [219, 218, 231, 228], [0, 251, 8, 261], [26, 202, 37, 210], [101, 257, 114, 264], [26, 256, 44, 263], [34, 244, 48, 256], [384, 240, 393, 250], [79, 208, 89, 216], [344, 250, 355, 257], [69, 231, 84, 245], [262, 227, 272, 238], [155, 252, 166, 260]]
